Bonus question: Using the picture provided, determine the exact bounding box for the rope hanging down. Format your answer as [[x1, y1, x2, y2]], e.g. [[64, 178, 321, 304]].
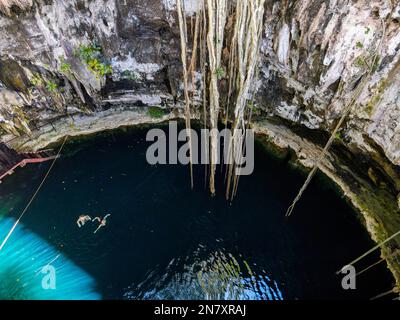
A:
[[0, 135, 68, 251], [285, 18, 388, 217], [336, 229, 400, 274]]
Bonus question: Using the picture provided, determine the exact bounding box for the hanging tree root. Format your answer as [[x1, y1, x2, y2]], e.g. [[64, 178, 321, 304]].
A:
[[370, 287, 399, 300], [225, 0, 265, 200], [285, 17, 388, 217], [206, 0, 228, 195], [336, 229, 400, 274], [176, 0, 265, 198], [355, 249, 400, 277], [177, 0, 196, 189]]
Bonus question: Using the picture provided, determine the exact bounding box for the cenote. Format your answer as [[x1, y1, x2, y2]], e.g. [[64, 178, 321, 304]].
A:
[[0, 123, 394, 300]]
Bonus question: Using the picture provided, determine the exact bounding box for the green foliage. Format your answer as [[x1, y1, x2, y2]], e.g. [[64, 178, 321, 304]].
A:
[[215, 67, 225, 80], [87, 58, 113, 76], [30, 75, 58, 93], [353, 35, 382, 72], [76, 43, 101, 61], [30, 74, 43, 87], [60, 61, 72, 74], [76, 42, 113, 77], [46, 80, 58, 92], [147, 106, 165, 118], [354, 52, 381, 72], [354, 56, 367, 68], [334, 131, 345, 142], [247, 100, 259, 114]]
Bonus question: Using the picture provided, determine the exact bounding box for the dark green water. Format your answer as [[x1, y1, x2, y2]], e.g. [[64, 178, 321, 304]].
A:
[[0, 124, 394, 300]]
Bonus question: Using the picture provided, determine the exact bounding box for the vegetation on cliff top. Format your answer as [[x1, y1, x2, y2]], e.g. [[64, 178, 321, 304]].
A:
[[147, 106, 165, 119]]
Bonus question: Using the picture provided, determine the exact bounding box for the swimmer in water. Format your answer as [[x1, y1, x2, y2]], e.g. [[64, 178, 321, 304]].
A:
[[77, 215, 92, 228], [93, 214, 111, 234]]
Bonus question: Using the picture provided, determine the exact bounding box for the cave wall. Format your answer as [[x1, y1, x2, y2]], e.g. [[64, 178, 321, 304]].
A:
[[0, 0, 398, 166], [0, 0, 184, 137], [259, 0, 400, 188]]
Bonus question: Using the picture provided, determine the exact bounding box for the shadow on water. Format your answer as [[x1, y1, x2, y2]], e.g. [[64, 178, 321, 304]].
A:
[[0, 123, 395, 300]]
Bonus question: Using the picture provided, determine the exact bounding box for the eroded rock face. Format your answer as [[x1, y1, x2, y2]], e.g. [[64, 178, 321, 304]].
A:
[[0, 0, 33, 17], [260, 0, 400, 165], [0, 0, 183, 136], [1, 1, 398, 170], [0, 3, 398, 184]]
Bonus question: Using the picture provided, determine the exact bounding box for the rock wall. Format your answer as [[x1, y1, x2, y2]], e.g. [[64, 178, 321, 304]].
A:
[[0, 1, 398, 170], [0, 0, 186, 139], [259, 0, 400, 187]]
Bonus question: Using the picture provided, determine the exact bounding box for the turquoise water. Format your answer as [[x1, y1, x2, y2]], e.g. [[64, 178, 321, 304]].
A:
[[0, 218, 100, 300], [0, 124, 394, 300]]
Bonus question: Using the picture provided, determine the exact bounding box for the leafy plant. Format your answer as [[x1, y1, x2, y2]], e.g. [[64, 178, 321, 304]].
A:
[[365, 27, 371, 35], [46, 80, 58, 92], [147, 106, 165, 118], [76, 43, 101, 61], [87, 58, 112, 76], [247, 100, 264, 117], [354, 56, 367, 68], [356, 41, 364, 49], [76, 42, 113, 77], [30, 74, 43, 87], [354, 52, 380, 72], [335, 131, 345, 141], [60, 61, 72, 74], [215, 67, 225, 80]]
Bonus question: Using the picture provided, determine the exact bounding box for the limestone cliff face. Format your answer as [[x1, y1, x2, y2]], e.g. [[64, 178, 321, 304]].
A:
[[0, 0, 400, 283], [259, 0, 400, 178], [0, 0, 181, 127], [0, 0, 398, 167]]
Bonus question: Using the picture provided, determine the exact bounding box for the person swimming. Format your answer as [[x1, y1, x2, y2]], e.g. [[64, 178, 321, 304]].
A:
[[93, 214, 111, 234], [77, 215, 92, 228]]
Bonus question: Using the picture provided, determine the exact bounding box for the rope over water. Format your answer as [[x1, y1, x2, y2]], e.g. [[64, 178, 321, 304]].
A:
[[285, 17, 389, 218], [336, 229, 400, 275], [0, 135, 68, 251]]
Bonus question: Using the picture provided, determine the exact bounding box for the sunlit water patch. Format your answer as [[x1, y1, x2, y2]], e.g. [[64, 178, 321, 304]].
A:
[[0, 218, 100, 300]]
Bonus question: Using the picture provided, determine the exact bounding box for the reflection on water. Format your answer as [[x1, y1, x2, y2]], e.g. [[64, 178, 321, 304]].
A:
[[0, 218, 100, 300], [125, 247, 282, 300]]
